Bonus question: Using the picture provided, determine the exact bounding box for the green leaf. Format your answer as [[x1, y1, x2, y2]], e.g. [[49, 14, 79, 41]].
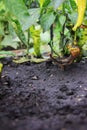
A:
[[82, 43, 87, 56], [1, 35, 19, 49], [50, 0, 65, 10], [4, 1, 40, 31], [59, 15, 66, 26], [40, 12, 55, 32], [40, 31, 50, 43], [0, 1, 5, 12], [0, 22, 4, 36], [27, 8, 40, 29], [4, 0, 29, 20], [4, 0, 30, 30], [10, 18, 27, 46], [68, 12, 78, 24], [42, 0, 51, 7], [0, 51, 15, 58]]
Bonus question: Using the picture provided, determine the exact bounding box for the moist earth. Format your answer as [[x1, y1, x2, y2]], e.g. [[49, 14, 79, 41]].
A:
[[0, 58, 87, 130]]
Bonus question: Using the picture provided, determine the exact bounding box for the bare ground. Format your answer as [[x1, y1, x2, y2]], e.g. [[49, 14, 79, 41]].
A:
[[0, 58, 87, 130]]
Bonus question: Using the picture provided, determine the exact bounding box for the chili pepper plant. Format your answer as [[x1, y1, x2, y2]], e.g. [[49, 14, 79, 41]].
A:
[[0, 0, 87, 67]]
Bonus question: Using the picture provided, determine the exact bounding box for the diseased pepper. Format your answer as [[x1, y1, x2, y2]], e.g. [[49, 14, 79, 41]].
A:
[[73, 0, 86, 31], [67, 45, 81, 58]]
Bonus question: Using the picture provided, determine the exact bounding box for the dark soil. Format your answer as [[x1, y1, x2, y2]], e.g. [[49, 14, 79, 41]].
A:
[[0, 58, 87, 130]]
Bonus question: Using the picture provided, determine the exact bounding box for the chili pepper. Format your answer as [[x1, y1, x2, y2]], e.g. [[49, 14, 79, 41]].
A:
[[67, 45, 80, 58], [40, 0, 45, 7], [73, 0, 86, 31], [30, 26, 41, 57], [0, 63, 3, 73], [80, 24, 87, 29], [0, 63, 3, 79]]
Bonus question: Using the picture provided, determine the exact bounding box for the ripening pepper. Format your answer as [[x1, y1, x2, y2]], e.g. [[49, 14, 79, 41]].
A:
[[73, 0, 86, 31]]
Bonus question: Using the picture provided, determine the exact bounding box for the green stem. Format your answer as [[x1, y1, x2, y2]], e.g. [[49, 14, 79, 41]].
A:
[[48, 24, 60, 56], [59, 15, 67, 56], [26, 29, 30, 57]]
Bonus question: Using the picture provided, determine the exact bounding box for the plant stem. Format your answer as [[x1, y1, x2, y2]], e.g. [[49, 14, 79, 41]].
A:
[[49, 24, 62, 56], [50, 24, 54, 54], [49, 24, 57, 55], [26, 29, 30, 57], [59, 15, 67, 55]]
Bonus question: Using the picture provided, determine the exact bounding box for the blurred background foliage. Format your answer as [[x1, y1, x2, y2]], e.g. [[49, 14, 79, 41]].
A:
[[0, 0, 87, 59]]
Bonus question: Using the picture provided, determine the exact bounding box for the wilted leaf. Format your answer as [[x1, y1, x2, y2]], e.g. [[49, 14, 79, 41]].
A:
[[13, 56, 49, 64]]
